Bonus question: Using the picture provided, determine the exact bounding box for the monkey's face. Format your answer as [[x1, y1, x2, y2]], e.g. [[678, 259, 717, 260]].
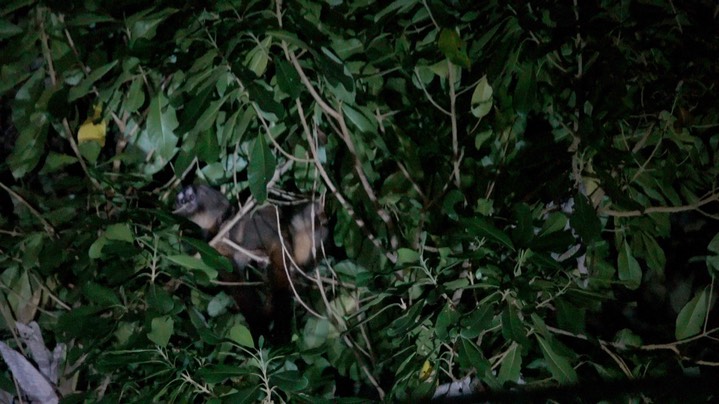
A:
[[173, 185, 200, 217]]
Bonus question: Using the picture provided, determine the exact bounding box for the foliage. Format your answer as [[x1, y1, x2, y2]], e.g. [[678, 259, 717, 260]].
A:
[[1, 0, 718, 401]]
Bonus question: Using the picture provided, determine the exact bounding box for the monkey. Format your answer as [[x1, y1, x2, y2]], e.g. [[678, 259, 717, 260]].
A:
[[173, 184, 326, 343]]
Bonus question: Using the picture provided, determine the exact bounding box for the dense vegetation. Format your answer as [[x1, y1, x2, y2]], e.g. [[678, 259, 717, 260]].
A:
[[1, 0, 718, 402]]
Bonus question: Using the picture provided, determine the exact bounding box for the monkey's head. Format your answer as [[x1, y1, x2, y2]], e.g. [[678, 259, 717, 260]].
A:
[[173, 185, 230, 237]]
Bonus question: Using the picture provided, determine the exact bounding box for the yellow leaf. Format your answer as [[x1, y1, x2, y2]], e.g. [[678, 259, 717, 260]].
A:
[[78, 120, 107, 146], [419, 360, 433, 381], [78, 105, 106, 146]]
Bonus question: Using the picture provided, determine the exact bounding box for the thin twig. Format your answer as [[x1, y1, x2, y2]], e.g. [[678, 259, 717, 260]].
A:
[[296, 100, 397, 263], [0, 183, 55, 236], [600, 193, 719, 217]]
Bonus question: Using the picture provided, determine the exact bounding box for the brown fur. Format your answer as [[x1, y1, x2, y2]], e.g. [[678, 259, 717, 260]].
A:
[[174, 185, 326, 343]]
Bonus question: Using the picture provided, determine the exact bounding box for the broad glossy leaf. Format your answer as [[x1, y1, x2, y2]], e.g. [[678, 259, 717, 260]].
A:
[[193, 94, 229, 134], [342, 104, 376, 133], [275, 59, 301, 99], [141, 93, 179, 173], [222, 386, 261, 403], [66, 13, 115, 26], [570, 194, 601, 243], [470, 76, 493, 118], [618, 241, 641, 290], [497, 343, 522, 384], [675, 288, 709, 340], [536, 336, 577, 384], [511, 203, 533, 246], [466, 218, 514, 250], [68, 61, 118, 101], [228, 324, 254, 348], [501, 305, 529, 346], [640, 232, 666, 272], [460, 305, 493, 339], [246, 36, 271, 77], [271, 371, 309, 392], [708, 232, 719, 254], [7, 114, 48, 179], [247, 135, 276, 203], [82, 282, 121, 307], [435, 304, 460, 340], [247, 82, 284, 121], [513, 63, 536, 113], [396, 248, 420, 265], [166, 255, 217, 278], [0, 19, 22, 39], [105, 223, 134, 243], [147, 286, 175, 314], [147, 316, 174, 347], [438, 28, 470, 68], [197, 364, 250, 384], [457, 337, 490, 372]]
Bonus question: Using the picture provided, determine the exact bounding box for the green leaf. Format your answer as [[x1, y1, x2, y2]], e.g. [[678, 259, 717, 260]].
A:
[[79, 141, 101, 163], [275, 59, 301, 99], [540, 212, 568, 236], [437, 28, 470, 68], [68, 60, 118, 101], [460, 305, 493, 339], [556, 299, 585, 334], [247, 135, 276, 203], [457, 337, 490, 372], [501, 305, 529, 346], [139, 93, 179, 173], [0, 19, 22, 39], [222, 386, 261, 403], [640, 232, 666, 272], [498, 343, 522, 384], [513, 63, 536, 114], [228, 324, 254, 348], [470, 76, 493, 118], [342, 104, 376, 133], [166, 254, 215, 271], [435, 304, 460, 340], [105, 223, 134, 243], [466, 218, 514, 250], [197, 364, 250, 384], [194, 94, 229, 134], [147, 316, 174, 347], [247, 82, 284, 121], [7, 113, 48, 179], [39, 152, 77, 174], [570, 194, 601, 243], [396, 248, 420, 265], [271, 371, 309, 392], [267, 30, 309, 49], [442, 190, 464, 221], [536, 336, 577, 384], [246, 36, 271, 77], [147, 286, 175, 314], [618, 241, 642, 290], [82, 282, 121, 307], [675, 288, 709, 340], [708, 232, 719, 254], [511, 203, 533, 246], [66, 13, 115, 26], [474, 129, 493, 150], [88, 236, 108, 259]]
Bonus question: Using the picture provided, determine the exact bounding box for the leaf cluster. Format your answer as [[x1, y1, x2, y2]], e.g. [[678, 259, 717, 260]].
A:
[[0, 0, 718, 402]]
